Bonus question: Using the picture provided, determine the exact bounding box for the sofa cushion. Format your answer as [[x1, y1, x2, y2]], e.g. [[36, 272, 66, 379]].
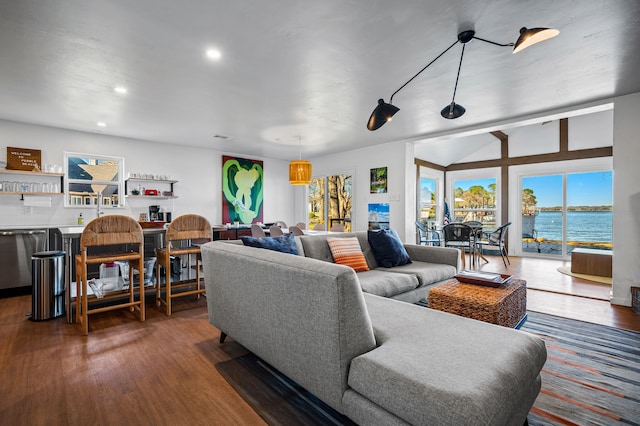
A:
[[327, 237, 369, 272], [383, 261, 457, 287], [348, 294, 547, 425], [240, 232, 299, 255], [357, 269, 419, 298], [368, 229, 411, 268]]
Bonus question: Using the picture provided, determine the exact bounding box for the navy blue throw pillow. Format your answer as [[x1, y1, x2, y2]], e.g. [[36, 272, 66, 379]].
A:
[[368, 229, 411, 268], [240, 232, 299, 255]]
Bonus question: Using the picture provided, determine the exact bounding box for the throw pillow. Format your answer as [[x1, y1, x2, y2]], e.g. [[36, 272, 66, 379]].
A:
[[368, 229, 412, 268], [240, 232, 299, 255], [327, 237, 369, 272]]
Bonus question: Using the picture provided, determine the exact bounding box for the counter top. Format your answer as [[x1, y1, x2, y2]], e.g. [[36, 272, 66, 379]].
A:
[[58, 226, 167, 238], [0, 224, 71, 230]]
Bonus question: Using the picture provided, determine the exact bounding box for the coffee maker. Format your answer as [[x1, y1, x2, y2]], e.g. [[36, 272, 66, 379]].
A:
[[149, 205, 161, 221], [149, 205, 172, 222]]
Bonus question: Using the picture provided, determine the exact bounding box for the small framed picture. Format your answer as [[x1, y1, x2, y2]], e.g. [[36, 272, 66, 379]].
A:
[[370, 167, 388, 193]]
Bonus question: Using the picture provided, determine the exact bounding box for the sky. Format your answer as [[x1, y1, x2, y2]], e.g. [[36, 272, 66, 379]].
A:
[[447, 171, 613, 207], [522, 171, 612, 207]]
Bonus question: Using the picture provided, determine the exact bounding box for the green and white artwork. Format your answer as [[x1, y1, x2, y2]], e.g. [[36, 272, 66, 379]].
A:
[[222, 155, 264, 224]]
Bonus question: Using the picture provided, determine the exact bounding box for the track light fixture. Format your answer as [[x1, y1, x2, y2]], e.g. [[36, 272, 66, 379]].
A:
[[367, 26, 559, 131]]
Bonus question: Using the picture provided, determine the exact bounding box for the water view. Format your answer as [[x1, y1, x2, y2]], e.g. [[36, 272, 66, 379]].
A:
[[535, 211, 612, 244]]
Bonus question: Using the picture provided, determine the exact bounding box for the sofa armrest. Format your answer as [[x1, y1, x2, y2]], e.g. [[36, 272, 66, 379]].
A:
[[403, 244, 459, 270]]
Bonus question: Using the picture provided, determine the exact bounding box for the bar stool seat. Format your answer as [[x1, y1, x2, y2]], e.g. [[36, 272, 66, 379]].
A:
[[155, 214, 212, 315], [75, 215, 145, 335]]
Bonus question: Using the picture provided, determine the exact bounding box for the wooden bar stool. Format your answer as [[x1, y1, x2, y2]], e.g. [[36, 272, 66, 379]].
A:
[[75, 215, 145, 335], [155, 214, 212, 315]]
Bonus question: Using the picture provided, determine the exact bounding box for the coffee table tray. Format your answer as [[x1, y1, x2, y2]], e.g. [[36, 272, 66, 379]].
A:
[[454, 270, 512, 287]]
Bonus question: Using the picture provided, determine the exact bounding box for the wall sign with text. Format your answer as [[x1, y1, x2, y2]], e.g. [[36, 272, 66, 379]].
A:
[[6, 147, 42, 171]]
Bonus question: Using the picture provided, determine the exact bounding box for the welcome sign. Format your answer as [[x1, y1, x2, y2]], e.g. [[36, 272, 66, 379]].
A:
[[6, 147, 42, 171]]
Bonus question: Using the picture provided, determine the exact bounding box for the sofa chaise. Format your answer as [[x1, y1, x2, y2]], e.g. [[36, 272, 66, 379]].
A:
[[201, 234, 547, 425]]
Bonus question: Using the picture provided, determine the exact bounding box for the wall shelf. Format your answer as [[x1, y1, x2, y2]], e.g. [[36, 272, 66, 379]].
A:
[[1, 168, 65, 196], [125, 195, 178, 200]]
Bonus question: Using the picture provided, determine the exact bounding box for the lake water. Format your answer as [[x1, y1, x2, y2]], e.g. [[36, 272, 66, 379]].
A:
[[533, 211, 612, 243]]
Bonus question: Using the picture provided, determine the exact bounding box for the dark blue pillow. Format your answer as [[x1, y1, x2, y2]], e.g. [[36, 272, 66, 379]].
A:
[[368, 229, 411, 268], [240, 232, 299, 255]]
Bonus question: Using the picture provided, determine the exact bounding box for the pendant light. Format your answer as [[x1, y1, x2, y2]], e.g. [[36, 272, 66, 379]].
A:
[[289, 137, 312, 185], [367, 26, 559, 130]]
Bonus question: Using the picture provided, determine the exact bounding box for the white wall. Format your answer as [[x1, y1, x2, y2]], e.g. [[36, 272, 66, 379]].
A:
[[309, 140, 413, 242], [612, 92, 640, 306], [0, 120, 295, 228]]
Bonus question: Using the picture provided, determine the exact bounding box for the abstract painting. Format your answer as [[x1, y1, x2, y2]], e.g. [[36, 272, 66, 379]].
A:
[[222, 156, 264, 224]]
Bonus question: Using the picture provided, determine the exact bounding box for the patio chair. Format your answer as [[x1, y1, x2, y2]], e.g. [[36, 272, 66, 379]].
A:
[[415, 221, 441, 246], [443, 223, 474, 268], [476, 222, 511, 267]]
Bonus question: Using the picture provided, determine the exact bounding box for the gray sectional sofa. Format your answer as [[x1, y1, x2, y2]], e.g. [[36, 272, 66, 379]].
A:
[[201, 233, 547, 426]]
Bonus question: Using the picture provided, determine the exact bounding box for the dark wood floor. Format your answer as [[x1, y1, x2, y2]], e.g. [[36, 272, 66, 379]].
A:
[[0, 255, 637, 425], [473, 253, 640, 332]]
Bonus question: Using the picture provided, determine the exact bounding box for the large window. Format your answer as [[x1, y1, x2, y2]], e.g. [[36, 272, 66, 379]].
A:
[[308, 174, 352, 231], [64, 152, 125, 208], [452, 178, 497, 228]]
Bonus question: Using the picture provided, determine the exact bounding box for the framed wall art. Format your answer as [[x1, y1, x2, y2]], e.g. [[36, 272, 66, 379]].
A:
[[222, 155, 264, 224], [370, 167, 387, 193]]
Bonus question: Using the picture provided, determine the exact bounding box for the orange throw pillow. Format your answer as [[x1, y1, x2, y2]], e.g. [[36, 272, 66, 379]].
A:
[[327, 237, 370, 272]]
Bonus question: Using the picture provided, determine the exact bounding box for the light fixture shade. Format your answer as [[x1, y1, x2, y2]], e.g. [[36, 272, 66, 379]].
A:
[[440, 102, 466, 119], [289, 160, 312, 185], [367, 99, 400, 131], [513, 27, 559, 54]]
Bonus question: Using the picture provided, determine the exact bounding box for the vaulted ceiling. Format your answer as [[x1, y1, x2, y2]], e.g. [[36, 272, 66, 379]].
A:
[[1, 1, 639, 162]]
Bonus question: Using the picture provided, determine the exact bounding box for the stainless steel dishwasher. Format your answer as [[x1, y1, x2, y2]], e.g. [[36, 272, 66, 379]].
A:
[[0, 229, 48, 290]]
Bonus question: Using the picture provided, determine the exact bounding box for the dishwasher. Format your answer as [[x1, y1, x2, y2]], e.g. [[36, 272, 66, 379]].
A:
[[0, 229, 48, 290]]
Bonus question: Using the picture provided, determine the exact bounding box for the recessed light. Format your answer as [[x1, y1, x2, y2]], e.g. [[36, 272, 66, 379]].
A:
[[97, 122, 107, 127], [114, 86, 128, 94], [205, 48, 222, 61]]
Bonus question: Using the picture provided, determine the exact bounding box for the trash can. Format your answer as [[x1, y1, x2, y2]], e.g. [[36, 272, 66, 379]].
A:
[[31, 250, 65, 321]]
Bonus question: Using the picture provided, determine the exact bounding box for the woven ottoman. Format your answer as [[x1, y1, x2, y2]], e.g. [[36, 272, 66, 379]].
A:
[[428, 278, 527, 328]]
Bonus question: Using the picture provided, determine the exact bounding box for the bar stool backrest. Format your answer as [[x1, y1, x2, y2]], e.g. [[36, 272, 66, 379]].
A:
[[166, 214, 212, 244], [81, 215, 143, 249]]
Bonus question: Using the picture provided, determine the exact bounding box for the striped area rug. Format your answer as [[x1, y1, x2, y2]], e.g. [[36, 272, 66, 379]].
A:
[[522, 311, 640, 426], [217, 311, 639, 425]]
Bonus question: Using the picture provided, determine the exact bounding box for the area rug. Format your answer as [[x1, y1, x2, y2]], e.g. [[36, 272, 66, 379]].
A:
[[557, 266, 612, 285], [216, 312, 639, 425], [521, 311, 640, 426]]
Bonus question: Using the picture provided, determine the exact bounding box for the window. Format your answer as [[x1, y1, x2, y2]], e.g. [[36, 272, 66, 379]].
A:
[[452, 178, 497, 228], [64, 152, 125, 208], [418, 177, 437, 223], [308, 174, 352, 231]]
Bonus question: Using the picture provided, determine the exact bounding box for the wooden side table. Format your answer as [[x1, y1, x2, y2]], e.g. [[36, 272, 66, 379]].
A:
[[428, 278, 527, 328]]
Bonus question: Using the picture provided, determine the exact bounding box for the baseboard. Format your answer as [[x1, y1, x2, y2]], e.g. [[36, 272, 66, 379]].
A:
[[609, 296, 632, 307]]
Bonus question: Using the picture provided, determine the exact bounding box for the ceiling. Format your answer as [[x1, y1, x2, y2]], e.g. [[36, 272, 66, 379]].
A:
[[1, 0, 639, 163]]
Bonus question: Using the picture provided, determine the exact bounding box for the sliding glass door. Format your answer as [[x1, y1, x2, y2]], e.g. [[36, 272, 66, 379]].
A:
[[519, 171, 612, 257]]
